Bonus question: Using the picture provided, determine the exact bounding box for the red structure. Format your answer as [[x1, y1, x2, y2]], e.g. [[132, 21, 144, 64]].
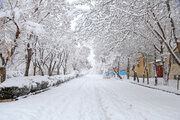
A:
[[156, 66, 163, 77]]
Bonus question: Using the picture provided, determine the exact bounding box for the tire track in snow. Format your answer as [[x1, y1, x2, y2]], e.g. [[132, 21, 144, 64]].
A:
[[78, 76, 109, 120], [34, 77, 88, 120], [93, 79, 112, 120], [95, 87, 112, 120], [95, 79, 148, 120]]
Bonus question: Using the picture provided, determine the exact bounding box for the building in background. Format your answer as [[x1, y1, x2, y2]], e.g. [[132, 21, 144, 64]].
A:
[[130, 53, 165, 78], [166, 43, 180, 79], [130, 54, 153, 78]]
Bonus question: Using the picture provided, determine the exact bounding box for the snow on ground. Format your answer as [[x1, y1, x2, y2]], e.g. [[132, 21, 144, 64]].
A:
[[0, 75, 180, 120], [127, 77, 180, 95]]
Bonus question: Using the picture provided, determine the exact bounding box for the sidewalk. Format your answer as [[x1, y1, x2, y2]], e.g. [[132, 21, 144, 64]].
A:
[[127, 77, 180, 96]]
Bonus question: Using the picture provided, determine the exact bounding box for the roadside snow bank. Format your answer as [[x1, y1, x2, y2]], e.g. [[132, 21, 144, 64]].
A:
[[0, 72, 80, 100]]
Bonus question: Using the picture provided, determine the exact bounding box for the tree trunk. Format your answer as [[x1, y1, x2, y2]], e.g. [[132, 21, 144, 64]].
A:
[[47, 54, 56, 76], [48, 68, 52, 76], [117, 73, 122, 79], [51, 61, 56, 76], [0, 67, 6, 83], [132, 65, 139, 82], [0, 17, 20, 82], [63, 52, 68, 75], [142, 55, 149, 84], [56, 62, 61, 75], [133, 66, 136, 81], [154, 51, 158, 86], [127, 58, 130, 79], [33, 62, 37, 76], [143, 75, 145, 83], [25, 43, 32, 76], [63, 67, 66, 75], [134, 73, 136, 81], [147, 70, 149, 84], [37, 62, 44, 76], [161, 56, 168, 85], [137, 73, 139, 82], [56, 52, 63, 75], [142, 55, 146, 83], [113, 68, 122, 79], [117, 61, 122, 79], [0, 53, 6, 82], [57, 67, 60, 75]]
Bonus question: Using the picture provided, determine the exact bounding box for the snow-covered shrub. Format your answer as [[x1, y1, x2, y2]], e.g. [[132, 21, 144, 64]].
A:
[[0, 72, 80, 100], [6, 71, 24, 79], [0, 86, 30, 99]]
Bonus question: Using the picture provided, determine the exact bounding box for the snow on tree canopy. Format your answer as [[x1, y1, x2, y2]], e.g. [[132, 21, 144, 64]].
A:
[[13, 8, 22, 20], [25, 21, 45, 35], [0, 12, 6, 18]]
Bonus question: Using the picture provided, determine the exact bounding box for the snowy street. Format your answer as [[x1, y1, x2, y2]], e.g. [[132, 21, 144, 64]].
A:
[[0, 75, 180, 120], [1, 0, 180, 120]]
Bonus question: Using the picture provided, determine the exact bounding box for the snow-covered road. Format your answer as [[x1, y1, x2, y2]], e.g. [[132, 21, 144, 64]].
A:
[[0, 75, 180, 120]]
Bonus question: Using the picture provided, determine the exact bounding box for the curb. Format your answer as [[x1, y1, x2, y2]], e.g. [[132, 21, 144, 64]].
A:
[[130, 82, 180, 96]]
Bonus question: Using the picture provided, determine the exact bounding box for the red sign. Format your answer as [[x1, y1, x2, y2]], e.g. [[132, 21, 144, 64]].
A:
[[156, 66, 163, 77]]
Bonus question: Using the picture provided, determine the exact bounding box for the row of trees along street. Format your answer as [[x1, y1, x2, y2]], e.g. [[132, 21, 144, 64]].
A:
[[0, 0, 180, 85], [0, 0, 91, 82], [73, 0, 180, 86]]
